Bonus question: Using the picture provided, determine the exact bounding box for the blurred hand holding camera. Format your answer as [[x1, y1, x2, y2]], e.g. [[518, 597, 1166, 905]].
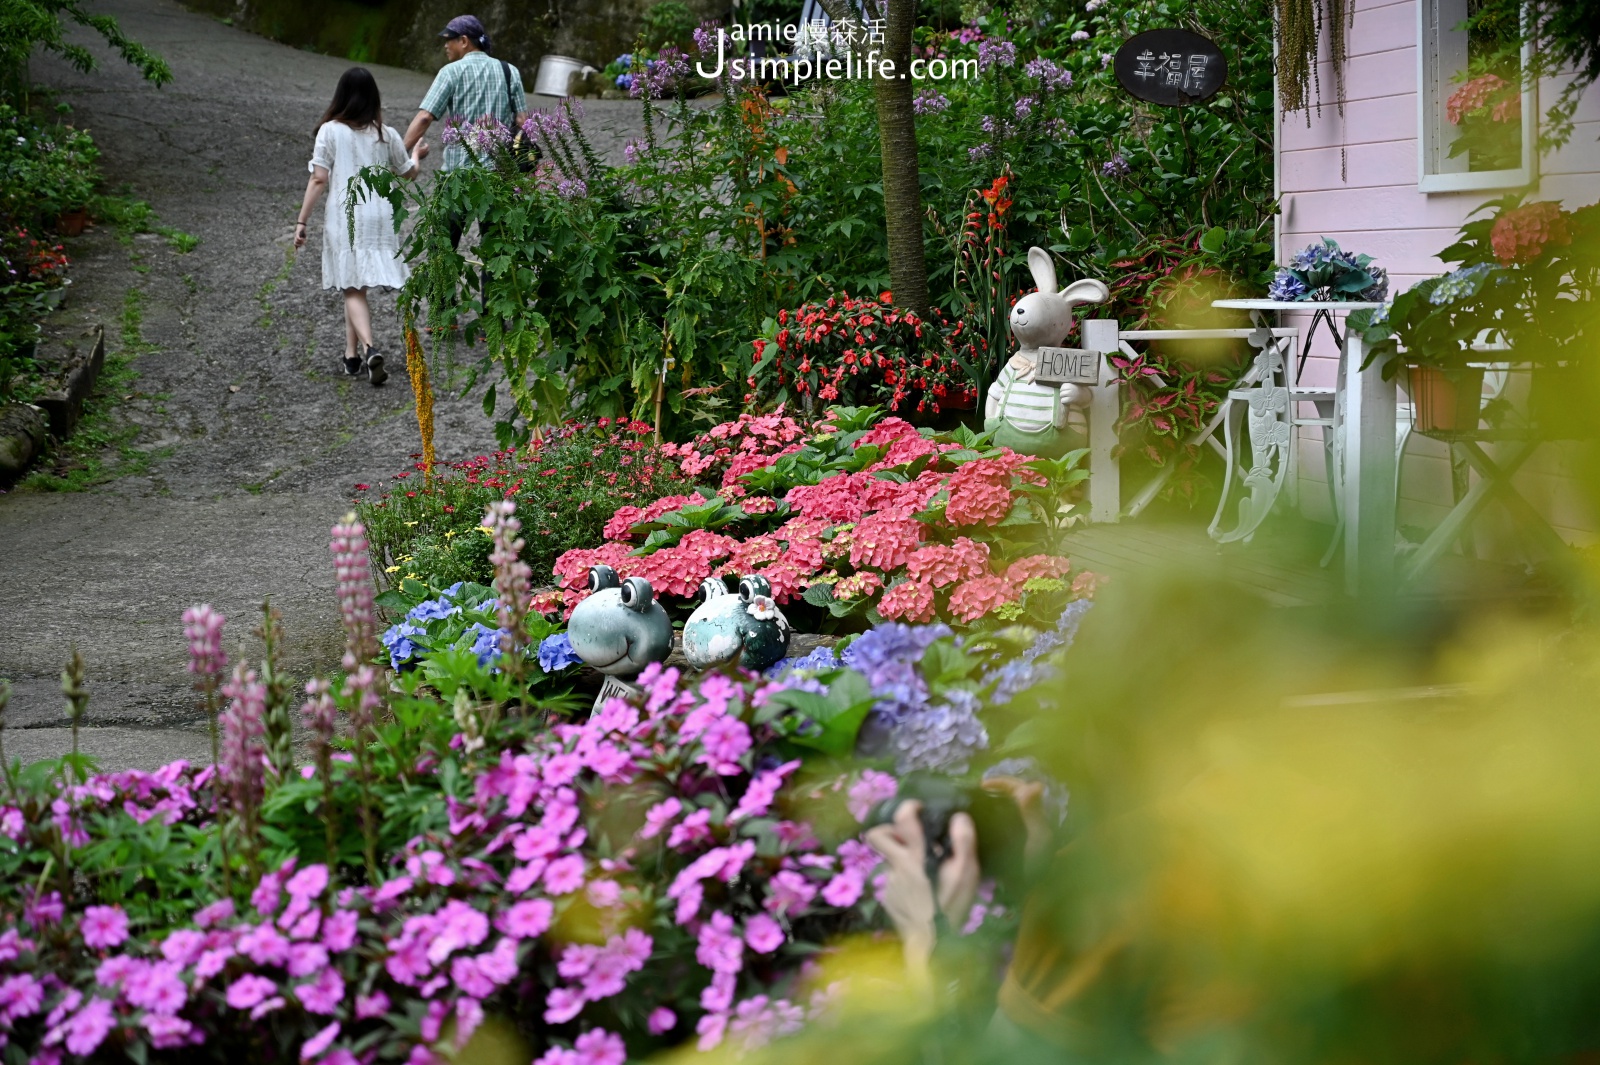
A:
[[866, 799, 980, 981]]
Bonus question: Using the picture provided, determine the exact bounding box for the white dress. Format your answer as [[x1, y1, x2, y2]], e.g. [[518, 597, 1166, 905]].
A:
[[309, 122, 412, 290]]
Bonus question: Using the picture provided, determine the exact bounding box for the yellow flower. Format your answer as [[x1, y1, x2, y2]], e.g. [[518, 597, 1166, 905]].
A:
[[480, 526, 494, 536], [444, 529, 456, 538], [405, 520, 418, 528], [386, 565, 400, 573], [406, 572, 418, 580]]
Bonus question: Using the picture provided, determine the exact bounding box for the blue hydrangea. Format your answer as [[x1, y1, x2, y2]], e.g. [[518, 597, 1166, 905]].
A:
[[466, 622, 509, 668], [1268, 269, 1309, 302], [380, 620, 427, 670], [984, 599, 1093, 705], [615, 73, 633, 90], [537, 632, 583, 673], [1428, 263, 1496, 306], [765, 645, 841, 678], [440, 582, 467, 601], [407, 598, 460, 623]]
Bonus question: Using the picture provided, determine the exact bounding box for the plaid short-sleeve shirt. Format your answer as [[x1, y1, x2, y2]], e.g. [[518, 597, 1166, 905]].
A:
[[419, 51, 526, 170]]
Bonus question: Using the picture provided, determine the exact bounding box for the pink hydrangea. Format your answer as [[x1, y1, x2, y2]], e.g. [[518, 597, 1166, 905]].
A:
[[944, 480, 1014, 526], [876, 579, 936, 622], [947, 574, 1021, 622], [848, 510, 922, 571]]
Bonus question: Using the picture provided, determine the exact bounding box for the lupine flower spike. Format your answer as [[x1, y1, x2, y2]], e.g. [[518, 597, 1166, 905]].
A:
[[182, 603, 232, 891], [331, 514, 379, 671], [256, 600, 295, 783], [220, 663, 267, 876], [301, 677, 339, 873], [484, 500, 533, 686]]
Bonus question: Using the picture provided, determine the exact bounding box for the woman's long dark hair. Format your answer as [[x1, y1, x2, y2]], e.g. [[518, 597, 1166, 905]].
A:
[[316, 67, 384, 140]]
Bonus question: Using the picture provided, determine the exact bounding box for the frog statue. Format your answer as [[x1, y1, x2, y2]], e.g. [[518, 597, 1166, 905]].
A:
[[984, 247, 1110, 457], [566, 565, 674, 678], [682, 575, 792, 672]]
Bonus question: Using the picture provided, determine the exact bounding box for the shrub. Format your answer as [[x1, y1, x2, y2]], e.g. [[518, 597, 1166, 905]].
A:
[[359, 421, 692, 593]]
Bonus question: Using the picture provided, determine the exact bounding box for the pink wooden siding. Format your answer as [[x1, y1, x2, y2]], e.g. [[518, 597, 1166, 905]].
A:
[[1275, 0, 1600, 544]]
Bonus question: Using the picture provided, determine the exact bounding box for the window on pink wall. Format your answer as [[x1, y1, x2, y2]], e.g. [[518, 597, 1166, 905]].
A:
[[1417, 0, 1537, 192]]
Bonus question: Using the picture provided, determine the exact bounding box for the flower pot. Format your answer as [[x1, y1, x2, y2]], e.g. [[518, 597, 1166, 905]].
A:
[[57, 210, 88, 236], [1408, 365, 1485, 434]]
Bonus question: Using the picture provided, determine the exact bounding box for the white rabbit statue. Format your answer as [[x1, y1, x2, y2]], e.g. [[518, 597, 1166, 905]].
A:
[[983, 247, 1110, 457]]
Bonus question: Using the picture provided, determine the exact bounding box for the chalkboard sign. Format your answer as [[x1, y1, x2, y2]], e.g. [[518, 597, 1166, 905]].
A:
[[1114, 29, 1227, 107], [1033, 347, 1101, 386]]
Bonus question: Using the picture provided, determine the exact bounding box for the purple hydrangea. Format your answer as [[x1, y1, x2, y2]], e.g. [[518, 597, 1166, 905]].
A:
[[1268, 269, 1310, 302], [888, 689, 988, 774], [1101, 152, 1130, 177]]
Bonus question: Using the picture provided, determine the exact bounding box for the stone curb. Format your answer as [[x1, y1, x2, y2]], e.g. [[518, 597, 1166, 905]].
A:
[[0, 324, 105, 486]]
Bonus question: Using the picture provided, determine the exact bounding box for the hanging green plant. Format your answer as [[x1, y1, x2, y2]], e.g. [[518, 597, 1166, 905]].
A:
[[1275, 0, 1351, 119]]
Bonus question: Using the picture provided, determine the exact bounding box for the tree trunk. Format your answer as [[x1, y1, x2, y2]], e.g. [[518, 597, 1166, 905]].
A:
[[816, 0, 931, 317], [873, 0, 930, 317]]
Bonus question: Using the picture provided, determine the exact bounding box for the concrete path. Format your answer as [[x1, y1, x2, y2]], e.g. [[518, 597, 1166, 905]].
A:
[[0, 0, 645, 769]]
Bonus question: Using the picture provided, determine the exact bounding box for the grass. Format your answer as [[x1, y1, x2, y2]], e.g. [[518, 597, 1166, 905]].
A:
[[20, 288, 162, 492]]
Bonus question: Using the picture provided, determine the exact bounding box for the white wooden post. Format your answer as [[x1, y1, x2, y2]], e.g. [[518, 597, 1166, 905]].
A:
[[1341, 331, 1397, 596], [1083, 318, 1121, 523]]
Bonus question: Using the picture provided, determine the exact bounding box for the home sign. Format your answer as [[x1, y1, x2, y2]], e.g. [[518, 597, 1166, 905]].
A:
[[1032, 347, 1101, 386], [1114, 28, 1227, 107]]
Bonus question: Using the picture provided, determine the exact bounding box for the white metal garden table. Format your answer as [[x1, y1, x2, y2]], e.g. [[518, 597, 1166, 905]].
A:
[[1211, 299, 1392, 597]]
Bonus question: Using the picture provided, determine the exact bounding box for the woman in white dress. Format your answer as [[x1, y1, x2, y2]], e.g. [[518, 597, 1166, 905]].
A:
[[293, 67, 427, 386]]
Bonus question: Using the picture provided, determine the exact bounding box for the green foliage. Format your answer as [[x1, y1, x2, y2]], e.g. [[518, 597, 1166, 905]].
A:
[[1351, 196, 1600, 378], [0, 0, 172, 96], [358, 421, 692, 591], [1461, 0, 1600, 150]]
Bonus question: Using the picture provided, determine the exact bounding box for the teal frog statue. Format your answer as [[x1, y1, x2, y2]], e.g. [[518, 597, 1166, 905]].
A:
[[682, 574, 792, 672], [566, 565, 674, 678]]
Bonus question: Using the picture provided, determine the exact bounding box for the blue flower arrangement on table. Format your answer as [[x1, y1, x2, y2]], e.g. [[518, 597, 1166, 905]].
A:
[[1270, 238, 1389, 303]]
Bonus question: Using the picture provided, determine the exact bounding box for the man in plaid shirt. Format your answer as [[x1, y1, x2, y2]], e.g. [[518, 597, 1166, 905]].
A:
[[403, 15, 529, 249]]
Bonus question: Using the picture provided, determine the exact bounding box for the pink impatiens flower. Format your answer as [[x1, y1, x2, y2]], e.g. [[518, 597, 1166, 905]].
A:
[[301, 1020, 340, 1061], [296, 967, 345, 1015], [543, 854, 587, 895], [497, 898, 554, 939], [226, 974, 277, 1010], [63, 996, 116, 1055], [695, 911, 745, 974], [847, 770, 898, 823], [696, 716, 752, 775], [744, 913, 785, 954], [573, 1028, 626, 1065], [648, 1007, 678, 1034], [79, 905, 129, 950], [639, 797, 682, 839]]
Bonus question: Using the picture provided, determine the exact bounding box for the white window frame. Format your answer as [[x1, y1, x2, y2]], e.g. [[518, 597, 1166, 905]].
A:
[[1417, 0, 1538, 193]]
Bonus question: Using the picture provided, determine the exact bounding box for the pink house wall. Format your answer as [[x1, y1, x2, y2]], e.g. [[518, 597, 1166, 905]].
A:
[[1275, 0, 1600, 544]]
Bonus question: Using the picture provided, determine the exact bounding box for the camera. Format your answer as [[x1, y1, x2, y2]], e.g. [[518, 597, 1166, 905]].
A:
[[866, 773, 1031, 893]]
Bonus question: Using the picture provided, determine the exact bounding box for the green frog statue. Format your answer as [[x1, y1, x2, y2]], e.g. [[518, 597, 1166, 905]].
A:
[[984, 247, 1110, 458], [566, 565, 674, 678], [682, 575, 792, 672]]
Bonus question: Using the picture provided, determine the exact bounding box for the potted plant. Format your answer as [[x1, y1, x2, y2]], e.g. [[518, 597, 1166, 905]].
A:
[[1350, 196, 1600, 435]]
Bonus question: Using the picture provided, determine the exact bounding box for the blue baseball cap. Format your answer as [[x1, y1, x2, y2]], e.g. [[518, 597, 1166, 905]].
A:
[[439, 15, 490, 53]]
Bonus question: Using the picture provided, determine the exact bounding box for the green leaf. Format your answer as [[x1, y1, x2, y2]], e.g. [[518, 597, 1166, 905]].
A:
[[802, 583, 837, 608], [1199, 226, 1227, 254]]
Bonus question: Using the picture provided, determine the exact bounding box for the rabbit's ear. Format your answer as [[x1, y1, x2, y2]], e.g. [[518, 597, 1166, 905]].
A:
[[1027, 247, 1057, 294], [1058, 279, 1110, 307]]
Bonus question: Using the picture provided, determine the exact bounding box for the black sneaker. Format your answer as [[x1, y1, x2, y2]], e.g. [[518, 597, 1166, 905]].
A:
[[342, 355, 363, 376], [366, 350, 388, 387]]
